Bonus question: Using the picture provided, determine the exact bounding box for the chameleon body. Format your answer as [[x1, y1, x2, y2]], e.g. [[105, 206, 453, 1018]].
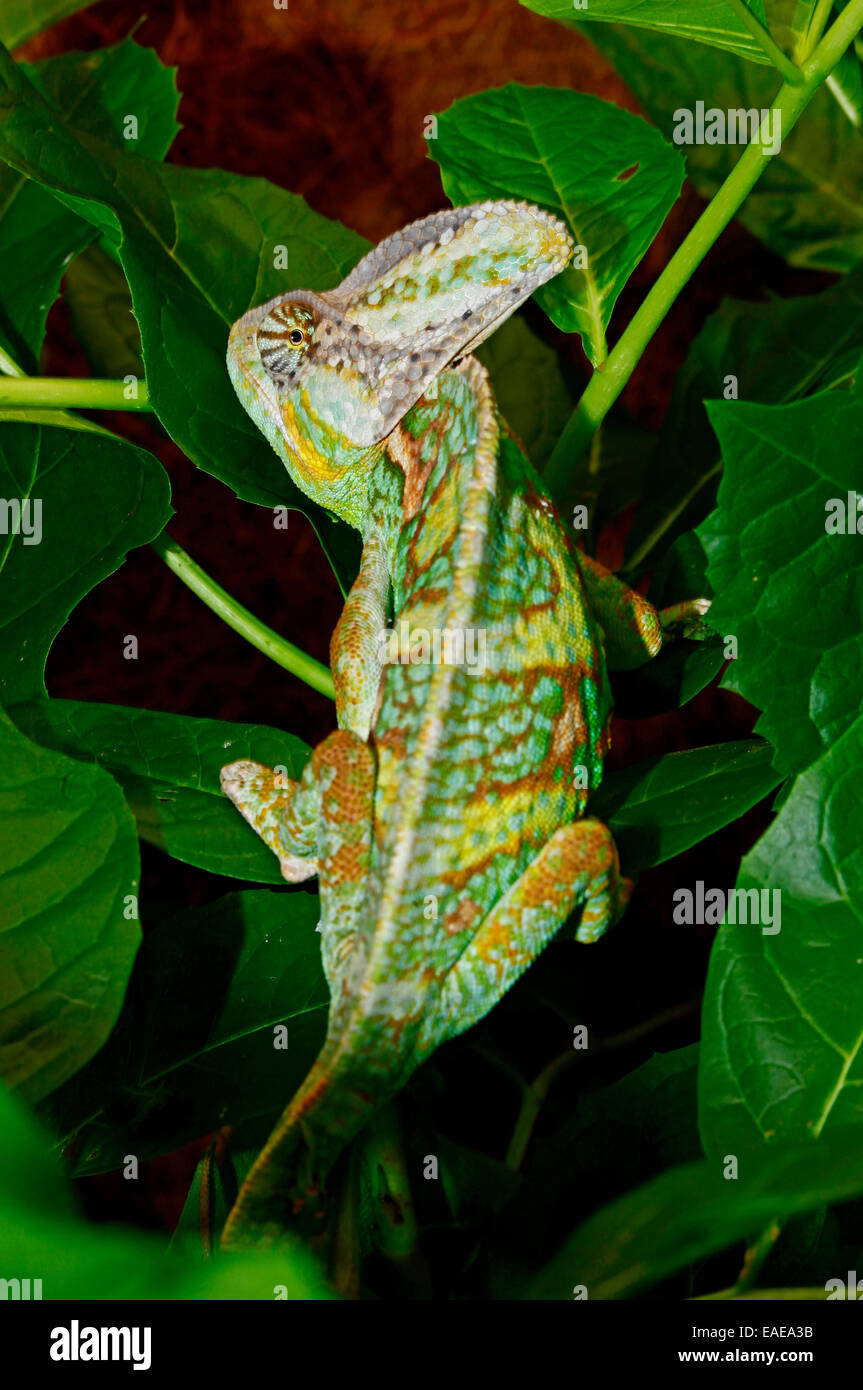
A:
[[219, 202, 706, 1249]]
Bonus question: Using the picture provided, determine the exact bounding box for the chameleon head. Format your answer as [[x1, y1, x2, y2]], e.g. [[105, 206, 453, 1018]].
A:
[[227, 200, 573, 525]]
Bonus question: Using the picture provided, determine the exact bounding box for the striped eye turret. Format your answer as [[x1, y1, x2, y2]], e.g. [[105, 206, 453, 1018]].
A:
[[257, 301, 316, 381]]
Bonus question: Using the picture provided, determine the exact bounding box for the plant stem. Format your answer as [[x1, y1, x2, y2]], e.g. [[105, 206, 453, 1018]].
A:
[[545, 0, 863, 496], [505, 999, 699, 1170], [0, 376, 152, 411], [694, 1286, 828, 1301], [362, 1106, 423, 1265], [150, 530, 336, 701], [0, 358, 333, 695], [0, 345, 24, 377], [799, 0, 835, 61], [0, 352, 132, 435], [726, 0, 803, 83], [732, 1218, 783, 1294]]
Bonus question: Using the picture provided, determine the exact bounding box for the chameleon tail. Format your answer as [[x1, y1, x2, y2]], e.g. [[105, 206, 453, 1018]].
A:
[[220, 1048, 379, 1252]]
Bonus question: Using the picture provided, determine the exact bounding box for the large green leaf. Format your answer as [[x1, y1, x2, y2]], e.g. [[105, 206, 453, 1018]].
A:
[[46, 890, 328, 1175], [529, 1126, 863, 1299], [430, 84, 684, 364], [697, 373, 863, 1153], [0, 714, 141, 1105], [591, 740, 782, 872], [0, 40, 179, 366], [10, 699, 310, 883], [521, 0, 773, 62], [0, 1083, 332, 1299], [698, 371, 863, 779], [0, 0, 95, 49], [488, 1047, 702, 1285], [0, 423, 172, 704], [626, 269, 863, 574], [699, 723, 863, 1154], [63, 243, 143, 378], [579, 21, 863, 272], [0, 44, 365, 590]]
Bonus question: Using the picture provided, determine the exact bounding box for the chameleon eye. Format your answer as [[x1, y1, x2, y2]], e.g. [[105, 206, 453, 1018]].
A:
[[257, 302, 316, 379]]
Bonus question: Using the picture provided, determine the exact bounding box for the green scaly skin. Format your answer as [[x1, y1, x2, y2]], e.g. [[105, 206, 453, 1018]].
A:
[[218, 201, 708, 1253]]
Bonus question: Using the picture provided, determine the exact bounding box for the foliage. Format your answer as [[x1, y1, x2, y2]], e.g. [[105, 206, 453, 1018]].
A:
[[1, 0, 862, 1300]]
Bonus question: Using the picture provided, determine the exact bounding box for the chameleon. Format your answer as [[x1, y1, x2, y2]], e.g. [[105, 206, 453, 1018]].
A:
[[218, 200, 709, 1252]]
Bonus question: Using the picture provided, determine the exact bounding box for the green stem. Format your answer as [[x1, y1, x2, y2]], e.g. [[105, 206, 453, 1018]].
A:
[[733, 1218, 782, 1294], [0, 345, 24, 378], [360, 1104, 432, 1299], [363, 1105, 421, 1263], [0, 375, 151, 411], [505, 999, 699, 1170], [0, 359, 333, 695], [694, 1287, 828, 1301], [150, 531, 336, 701], [726, 0, 803, 83], [545, 0, 863, 497], [0, 352, 131, 435], [799, 0, 835, 60]]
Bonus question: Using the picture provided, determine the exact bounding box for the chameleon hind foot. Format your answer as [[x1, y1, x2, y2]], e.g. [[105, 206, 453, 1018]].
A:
[[422, 817, 629, 1049]]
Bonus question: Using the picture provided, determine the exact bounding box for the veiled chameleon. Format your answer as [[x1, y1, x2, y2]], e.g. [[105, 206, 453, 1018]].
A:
[[219, 201, 708, 1249]]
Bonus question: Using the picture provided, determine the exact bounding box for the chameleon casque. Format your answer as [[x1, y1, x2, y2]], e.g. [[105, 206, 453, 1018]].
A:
[[219, 200, 708, 1254]]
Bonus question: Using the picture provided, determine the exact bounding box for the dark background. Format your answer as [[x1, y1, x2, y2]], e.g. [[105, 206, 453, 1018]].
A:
[[19, 0, 827, 1242]]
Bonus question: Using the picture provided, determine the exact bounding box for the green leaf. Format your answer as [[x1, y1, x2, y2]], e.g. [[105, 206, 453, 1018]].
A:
[[477, 313, 575, 470], [698, 371, 863, 779], [430, 83, 685, 364], [0, 40, 179, 366], [520, 0, 773, 63], [529, 1126, 863, 1299], [0, 45, 366, 590], [489, 1046, 702, 1287], [581, 21, 863, 273], [45, 890, 329, 1175], [0, 423, 172, 705], [591, 740, 782, 872], [63, 243, 143, 378], [697, 372, 863, 1153], [0, 713, 141, 1104], [0, 1083, 333, 1298], [10, 699, 310, 883], [0, 0, 95, 49], [437, 1134, 521, 1225], [827, 24, 863, 128], [700, 723, 863, 1154], [626, 269, 863, 573]]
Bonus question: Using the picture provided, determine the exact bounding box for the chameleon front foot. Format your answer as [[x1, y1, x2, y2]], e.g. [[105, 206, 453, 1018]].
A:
[[220, 759, 318, 882], [659, 596, 713, 641]]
